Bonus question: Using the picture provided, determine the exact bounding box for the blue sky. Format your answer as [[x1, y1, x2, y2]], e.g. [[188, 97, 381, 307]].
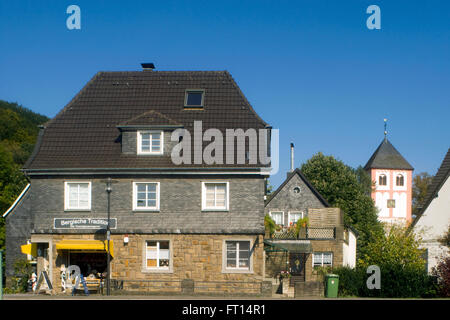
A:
[[0, 0, 449, 189]]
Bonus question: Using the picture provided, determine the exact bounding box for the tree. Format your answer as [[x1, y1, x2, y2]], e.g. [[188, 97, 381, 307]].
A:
[[0, 100, 48, 254], [300, 152, 383, 257], [412, 172, 433, 216]]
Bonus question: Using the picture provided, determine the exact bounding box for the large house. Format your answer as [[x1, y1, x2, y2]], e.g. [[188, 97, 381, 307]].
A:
[[410, 148, 450, 273], [3, 65, 273, 295]]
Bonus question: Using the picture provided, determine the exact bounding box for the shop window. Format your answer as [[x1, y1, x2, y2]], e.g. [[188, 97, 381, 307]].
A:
[[146, 240, 170, 270], [225, 241, 250, 270]]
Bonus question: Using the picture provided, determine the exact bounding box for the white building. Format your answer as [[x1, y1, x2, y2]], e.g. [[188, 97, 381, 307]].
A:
[[411, 148, 450, 273]]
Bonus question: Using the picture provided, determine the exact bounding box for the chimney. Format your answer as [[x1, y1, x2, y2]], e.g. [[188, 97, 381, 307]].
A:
[[289, 142, 294, 175], [141, 63, 155, 71]]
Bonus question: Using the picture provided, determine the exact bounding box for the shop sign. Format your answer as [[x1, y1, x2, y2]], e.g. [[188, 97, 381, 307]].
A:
[[54, 218, 117, 229]]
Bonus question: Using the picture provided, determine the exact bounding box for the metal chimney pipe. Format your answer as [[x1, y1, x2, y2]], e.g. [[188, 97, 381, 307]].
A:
[[290, 142, 294, 172]]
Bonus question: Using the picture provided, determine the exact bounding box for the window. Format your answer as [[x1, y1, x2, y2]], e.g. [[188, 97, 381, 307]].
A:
[[226, 241, 250, 270], [184, 90, 204, 107], [288, 212, 303, 226], [133, 182, 160, 210], [396, 174, 404, 186], [137, 131, 163, 155], [270, 212, 284, 226], [202, 182, 229, 210], [378, 174, 387, 186], [145, 240, 170, 270], [293, 186, 301, 194], [387, 199, 396, 208], [313, 252, 333, 268], [64, 181, 91, 210]]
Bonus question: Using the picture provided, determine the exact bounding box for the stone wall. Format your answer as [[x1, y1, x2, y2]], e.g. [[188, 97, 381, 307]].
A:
[[49, 233, 265, 295]]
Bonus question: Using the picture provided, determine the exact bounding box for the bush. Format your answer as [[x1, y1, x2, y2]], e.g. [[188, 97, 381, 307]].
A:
[[329, 264, 438, 298], [331, 266, 365, 297], [432, 256, 450, 297], [9, 258, 34, 293]]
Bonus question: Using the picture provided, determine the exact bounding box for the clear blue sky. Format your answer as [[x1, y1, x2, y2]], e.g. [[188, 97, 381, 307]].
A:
[[1, 0, 449, 189]]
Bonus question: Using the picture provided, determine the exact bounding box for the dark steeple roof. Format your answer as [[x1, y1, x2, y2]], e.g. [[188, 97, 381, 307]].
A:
[[364, 138, 414, 170]]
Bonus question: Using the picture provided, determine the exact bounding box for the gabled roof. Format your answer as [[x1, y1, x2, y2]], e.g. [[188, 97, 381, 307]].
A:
[[265, 168, 330, 207], [410, 148, 450, 229], [364, 138, 414, 170], [23, 70, 268, 170]]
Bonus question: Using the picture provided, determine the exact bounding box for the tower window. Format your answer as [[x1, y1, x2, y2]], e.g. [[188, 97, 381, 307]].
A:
[[396, 174, 404, 186], [379, 174, 387, 186]]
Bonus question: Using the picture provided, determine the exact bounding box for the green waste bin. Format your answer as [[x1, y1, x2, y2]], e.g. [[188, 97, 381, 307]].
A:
[[325, 274, 339, 298]]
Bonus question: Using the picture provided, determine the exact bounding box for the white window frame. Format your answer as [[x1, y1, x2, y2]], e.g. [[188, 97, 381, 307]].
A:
[[64, 181, 91, 211], [184, 89, 205, 107], [143, 240, 172, 272], [393, 171, 407, 191], [222, 239, 253, 273], [133, 182, 160, 211], [201, 181, 229, 211], [376, 171, 390, 190], [137, 130, 164, 155], [287, 211, 304, 226], [269, 211, 284, 226], [312, 252, 333, 268]]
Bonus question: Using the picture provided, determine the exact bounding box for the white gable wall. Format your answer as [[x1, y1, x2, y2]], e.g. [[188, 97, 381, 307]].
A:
[[415, 176, 450, 273]]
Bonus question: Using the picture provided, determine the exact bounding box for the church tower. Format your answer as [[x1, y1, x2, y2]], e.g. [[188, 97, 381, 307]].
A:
[[364, 121, 414, 226]]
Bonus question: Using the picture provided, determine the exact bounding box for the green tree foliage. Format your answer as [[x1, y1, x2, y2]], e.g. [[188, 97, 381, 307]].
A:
[[300, 152, 383, 257], [358, 224, 426, 270], [412, 172, 433, 216], [0, 100, 48, 253]]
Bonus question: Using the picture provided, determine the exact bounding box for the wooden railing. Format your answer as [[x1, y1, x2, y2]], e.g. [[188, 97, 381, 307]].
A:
[[270, 227, 336, 240]]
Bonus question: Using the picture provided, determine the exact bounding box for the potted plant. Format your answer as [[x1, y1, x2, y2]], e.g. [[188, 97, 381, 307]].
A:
[[295, 217, 309, 238]]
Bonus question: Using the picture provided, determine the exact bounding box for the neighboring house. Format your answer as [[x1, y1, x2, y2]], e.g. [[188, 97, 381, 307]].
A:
[[410, 148, 450, 273], [264, 167, 358, 287], [3, 65, 271, 294], [364, 137, 414, 226]]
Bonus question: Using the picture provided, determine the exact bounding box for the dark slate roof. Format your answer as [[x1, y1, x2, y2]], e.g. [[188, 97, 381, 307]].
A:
[[118, 110, 181, 127], [364, 138, 414, 170], [410, 148, 450, 229], [24, 70, 268, 170], [265, 168, 330, 207]]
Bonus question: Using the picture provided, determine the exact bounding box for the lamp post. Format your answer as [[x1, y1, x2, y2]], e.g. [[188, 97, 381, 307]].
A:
[[102, 177, 118, 296]]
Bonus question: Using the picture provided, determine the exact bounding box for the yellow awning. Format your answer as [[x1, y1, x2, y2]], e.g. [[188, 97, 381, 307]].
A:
[[21, 243, 38, 257], [55, 239, 114, 257]]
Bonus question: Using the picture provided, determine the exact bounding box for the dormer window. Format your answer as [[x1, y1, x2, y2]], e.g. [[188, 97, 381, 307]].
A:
[[137, 131, 163, 155], [184, 90, 204, 108]]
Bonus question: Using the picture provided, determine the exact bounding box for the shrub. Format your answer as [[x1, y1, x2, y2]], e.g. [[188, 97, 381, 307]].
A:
[[331, 266, 365, 297], [432, 256, 450, 297], [9, 258, 34, 293]]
